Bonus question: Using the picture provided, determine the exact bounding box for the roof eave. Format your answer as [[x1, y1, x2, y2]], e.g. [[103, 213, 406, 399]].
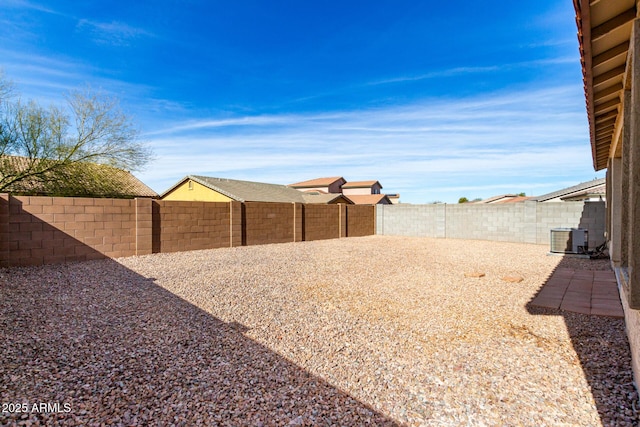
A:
[[575, 0, 638, 171], [159, 175, 244, 201], [576, 0, 601, 171], [159, 176, 189, 198], [189, 175, 244, 201]]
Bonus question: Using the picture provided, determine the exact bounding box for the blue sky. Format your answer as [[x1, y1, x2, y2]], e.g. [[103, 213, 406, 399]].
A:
[[1, 0, 601, 203]]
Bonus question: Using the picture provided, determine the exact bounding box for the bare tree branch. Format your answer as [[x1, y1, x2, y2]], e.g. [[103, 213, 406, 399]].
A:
[[0, 74, 153, 195]]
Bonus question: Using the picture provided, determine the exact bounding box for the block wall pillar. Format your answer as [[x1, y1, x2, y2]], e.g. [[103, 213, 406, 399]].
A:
[[135, 198, 153, 256], [376, 204, 384, 235], [610, 158, 623, 265], [338, 204, 347, 238], [0, 194, 9, 268], [372, 204, 376, 236], [293, 203, 303, 242], [230, 201, 243, 247]]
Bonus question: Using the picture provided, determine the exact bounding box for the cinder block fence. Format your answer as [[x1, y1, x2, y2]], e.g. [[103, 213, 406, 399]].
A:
[[1, 194, 606, 268], [376, 201, 606, 248], [0, 194, 376, 267]]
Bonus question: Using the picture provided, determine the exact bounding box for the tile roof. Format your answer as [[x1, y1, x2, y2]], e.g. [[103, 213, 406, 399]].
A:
[[476, 194, 530, 204], [590, 186, 607, 195], [559, 184, 606, 200], [573, 0, 635, 171], [531, 178, 606, 202], [289, 177, 345, 188], [475, 194, 515, 204], [0, 155, 157, 198], [301, 189, 329, 194], [301, 193, 353, 204], [346, 194, 390, 205], [495, 196, 531, 203], [341, 180, 382, 189], [164, 175, 308, 203]]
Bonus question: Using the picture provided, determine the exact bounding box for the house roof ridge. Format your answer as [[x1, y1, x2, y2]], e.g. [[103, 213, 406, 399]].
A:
[[1, 154, 157, 198], [341, 180, 382, 188], [531, 177, 606, 202], [289, 176, 345, 187], [346, 194, 390, 204], [163, 174, 307, 203]]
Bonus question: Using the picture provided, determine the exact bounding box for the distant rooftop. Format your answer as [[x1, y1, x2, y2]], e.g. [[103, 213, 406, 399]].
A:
[[289, 177, 345, 188], [1, 155, 157, 198], [475, 194, 531, 204], [531, 178, 606, 202], [347, 194, 390, 205], [341, 180, 382, 189], [163, 175, 307, 203]]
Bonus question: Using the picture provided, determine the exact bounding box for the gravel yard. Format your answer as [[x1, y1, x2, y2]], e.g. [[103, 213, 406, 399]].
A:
[[0, 235, 637, 426]]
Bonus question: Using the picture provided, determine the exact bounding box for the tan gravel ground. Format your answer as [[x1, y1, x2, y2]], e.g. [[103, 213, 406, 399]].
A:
[[1, 235, 637, 426]]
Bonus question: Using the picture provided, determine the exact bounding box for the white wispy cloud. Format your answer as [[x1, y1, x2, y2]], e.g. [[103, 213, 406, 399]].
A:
[[138, 84, 598, 202], [367, 66, 503, 86], [0, 48, 161, 113], [364, 56, 578, 87], [1, 0, 64, 15], [1, 3, 153, 48], [143, 116, 301, 136], [76, 19, 154, 46]]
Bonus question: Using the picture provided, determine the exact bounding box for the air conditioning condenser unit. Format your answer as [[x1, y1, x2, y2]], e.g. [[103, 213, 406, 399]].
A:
[[550, 228, 588, 254]]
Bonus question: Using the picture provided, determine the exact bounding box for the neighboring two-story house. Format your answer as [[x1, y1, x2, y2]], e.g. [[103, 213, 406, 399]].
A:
[[341, 181, 383, 196], [290, 177, 395, 205], [288, 177, 346, 194]]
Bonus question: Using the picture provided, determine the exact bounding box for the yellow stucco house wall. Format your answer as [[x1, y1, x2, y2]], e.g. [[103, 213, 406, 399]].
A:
[[162, 179, 232, 202]]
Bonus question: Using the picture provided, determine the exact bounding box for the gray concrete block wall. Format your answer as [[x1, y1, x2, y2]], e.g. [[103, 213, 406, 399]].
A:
[[375, 204, 383, 235], [580, 202, 606, 247], [376, 204, 445, 237], [523, 202, 537, 244], [445, 204, 526, 242], [377, 201, 605, 248], [534, 202, 605, 248], [535, 203, 583, 246]]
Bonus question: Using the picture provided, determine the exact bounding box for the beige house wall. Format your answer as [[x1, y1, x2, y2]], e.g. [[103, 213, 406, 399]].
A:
[[607, 17, 640, 390], [342, 183, 382, 195], [300, 186, 330, 193], [342, 188, 375, 196]]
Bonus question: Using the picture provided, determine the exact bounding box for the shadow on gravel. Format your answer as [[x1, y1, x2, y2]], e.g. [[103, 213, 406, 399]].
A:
[[0, 259, 399, 426], [526, 256, 637, 426]]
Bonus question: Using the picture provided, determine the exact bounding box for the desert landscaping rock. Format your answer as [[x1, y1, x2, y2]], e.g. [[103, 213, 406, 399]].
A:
[[0, 236, 637, 426], [501, 275, 525, 283], [464, 271, 486, 278]]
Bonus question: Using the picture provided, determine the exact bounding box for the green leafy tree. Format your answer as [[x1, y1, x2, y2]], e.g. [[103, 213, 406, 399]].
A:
[[458, 197, 469, 203], [0, 72, 153, 195]]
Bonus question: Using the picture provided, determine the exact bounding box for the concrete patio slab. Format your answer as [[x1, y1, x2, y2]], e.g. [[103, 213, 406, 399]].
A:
[[530, 269, 624, 318]]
